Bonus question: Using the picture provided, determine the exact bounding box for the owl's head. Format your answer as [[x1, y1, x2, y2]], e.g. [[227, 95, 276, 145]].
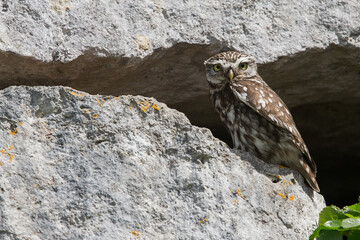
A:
[[204, 51, 257, 85]]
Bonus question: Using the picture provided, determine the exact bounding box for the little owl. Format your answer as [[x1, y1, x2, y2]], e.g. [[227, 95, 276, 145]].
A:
[[204, 51, 319, 192]]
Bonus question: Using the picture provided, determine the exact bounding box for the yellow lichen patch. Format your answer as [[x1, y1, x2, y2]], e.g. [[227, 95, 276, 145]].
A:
[[200, 217, 208, 224], [278, 192, 287, 199], [9, 129, 18, 135], [50, 0, 71, 14], [234, 199, 238, 203], [132, 230, 139, 236], [276, 175, 281, 179], [70, 91, 85, 97], [237, 188, 245, 199], [138, 100, 149, 112], [18, 122, 23, 126], [114, 97, 121, 100], [282, 179, 286, 184], [288, 181, 293, 185], [289, 195, 295, 201], [93, 114, 98, 118], [135, 35, 151, 51], [151, 103, 160, 110], [96, 98, 105, 106], [0, 146, 14, 163], [278, 165, 287, 168], [0, 162, 4, 166]]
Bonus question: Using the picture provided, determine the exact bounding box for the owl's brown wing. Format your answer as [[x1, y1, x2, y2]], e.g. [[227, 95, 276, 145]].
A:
[[230, 78, 317, 173]]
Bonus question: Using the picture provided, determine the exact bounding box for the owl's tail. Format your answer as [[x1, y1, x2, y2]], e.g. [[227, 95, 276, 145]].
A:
[[299, 158, 320, 193]]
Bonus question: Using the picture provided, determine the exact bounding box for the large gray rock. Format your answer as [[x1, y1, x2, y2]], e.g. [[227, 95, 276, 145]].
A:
[[0, 86, 324, 239], [0, 0, 358, 210], [0, 0, 359, 62]]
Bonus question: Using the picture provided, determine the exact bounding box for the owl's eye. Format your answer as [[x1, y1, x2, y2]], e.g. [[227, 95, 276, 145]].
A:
[[239, 63, 248, 70], [213, 64, 222, 72]]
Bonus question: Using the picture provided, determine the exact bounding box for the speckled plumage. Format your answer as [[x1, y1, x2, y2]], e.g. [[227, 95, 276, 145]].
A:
[[204, 51, 320, 192]]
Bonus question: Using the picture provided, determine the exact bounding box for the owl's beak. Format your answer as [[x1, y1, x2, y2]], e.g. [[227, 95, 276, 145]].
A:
[[228, 69, 234, 82]]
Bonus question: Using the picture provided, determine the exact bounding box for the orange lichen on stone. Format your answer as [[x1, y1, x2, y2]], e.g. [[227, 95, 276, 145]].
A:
[[237, 188, 245, 199], [132, 230, 139, 236], [114, 97, 120, 100], [71, 91, 85, 97], [138, 100, 149, 112], [93, 114, 98, 118], [18, 122, 23, 126], [151, 103, 160, 110], [289, 195, 295, 201], [278, 165, 287, 168], [9, 129, 18, 135], [96, 98, 105, 106], [0, 146, 14, 163], [278, 192, 287, 199]]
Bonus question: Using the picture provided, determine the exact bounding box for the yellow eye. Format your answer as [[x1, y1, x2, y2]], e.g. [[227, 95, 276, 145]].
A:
[[239, 63, 248, 70], [213, 64, 222, 72]]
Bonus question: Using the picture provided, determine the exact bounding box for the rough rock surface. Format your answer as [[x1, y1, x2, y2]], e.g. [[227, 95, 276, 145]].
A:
[[0, 0, 358, 207], [0, 86, 325, 239], [0, 0, 359, 62]]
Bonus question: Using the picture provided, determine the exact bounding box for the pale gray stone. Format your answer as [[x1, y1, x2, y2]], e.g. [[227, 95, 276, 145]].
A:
[[0, 86, 325, 240], [0, 0, 359, 62]]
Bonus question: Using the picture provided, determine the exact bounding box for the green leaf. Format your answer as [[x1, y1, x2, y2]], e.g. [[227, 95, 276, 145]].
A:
[[348, 203, 360, 214], [319, 206, 347, 225], [309, 221, 344, 240], [348, 230, 360, 240], [344, 212, 360, 218], [317, 230, 343, 240], [342, 218, 360, 229], [323, 220, 342, 229], [309, 228, 321, 240]]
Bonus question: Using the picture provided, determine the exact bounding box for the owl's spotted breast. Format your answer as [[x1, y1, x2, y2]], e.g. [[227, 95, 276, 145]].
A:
[[210, 84, 288, 163]]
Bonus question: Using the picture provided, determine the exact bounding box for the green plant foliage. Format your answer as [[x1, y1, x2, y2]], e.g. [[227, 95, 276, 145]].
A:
[[310, 203, 360, 240]]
